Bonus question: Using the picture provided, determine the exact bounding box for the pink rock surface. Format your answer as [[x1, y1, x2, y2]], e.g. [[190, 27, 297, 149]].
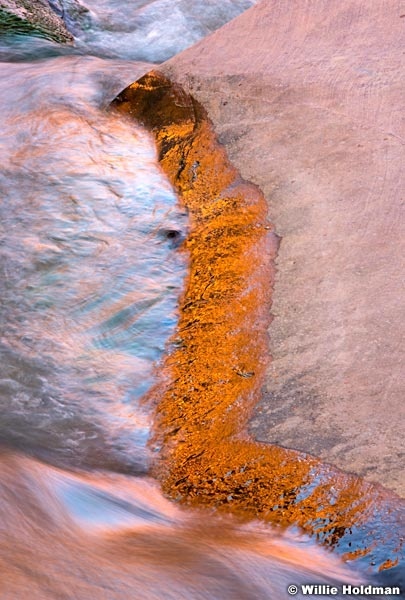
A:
[[161, 0, 405, 495]]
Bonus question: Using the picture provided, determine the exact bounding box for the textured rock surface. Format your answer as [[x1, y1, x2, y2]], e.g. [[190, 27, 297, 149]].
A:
[[0, 0, 73, 42], [161, 0, 405, 496], [112, 70, 405, 575]]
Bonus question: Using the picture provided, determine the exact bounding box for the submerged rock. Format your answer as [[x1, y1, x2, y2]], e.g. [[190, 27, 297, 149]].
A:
[[0, 0, 73, 42]]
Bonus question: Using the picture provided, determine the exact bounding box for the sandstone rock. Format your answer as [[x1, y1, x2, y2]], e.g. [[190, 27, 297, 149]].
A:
[[0, 0, 73, 42], [111, 70, 405, 574], [161, 0, 405, 496]]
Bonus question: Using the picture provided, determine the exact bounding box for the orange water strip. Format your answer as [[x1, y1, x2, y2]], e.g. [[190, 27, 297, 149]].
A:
[[111, 71, 404, 574]]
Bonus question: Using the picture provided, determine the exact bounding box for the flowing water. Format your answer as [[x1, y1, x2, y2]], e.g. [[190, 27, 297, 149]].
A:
[[0, 6, 399, 599], [0, 52, 188, 472]]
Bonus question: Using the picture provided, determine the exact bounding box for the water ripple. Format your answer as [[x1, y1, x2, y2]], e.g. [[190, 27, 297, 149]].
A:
[[0, 56, 187, 471]]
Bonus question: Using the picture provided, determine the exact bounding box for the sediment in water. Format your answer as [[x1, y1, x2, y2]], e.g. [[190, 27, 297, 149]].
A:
[[111, 71, 405, 577]]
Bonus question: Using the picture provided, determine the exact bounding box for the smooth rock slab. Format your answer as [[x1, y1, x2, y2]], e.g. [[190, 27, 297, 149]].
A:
[[161, 0, 405, 496]]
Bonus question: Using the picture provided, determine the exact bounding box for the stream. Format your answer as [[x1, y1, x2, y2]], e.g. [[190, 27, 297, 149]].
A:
[[0, 3, 401, 598]]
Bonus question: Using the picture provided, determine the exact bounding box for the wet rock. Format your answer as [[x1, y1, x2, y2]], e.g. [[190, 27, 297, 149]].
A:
[[0, 0, 73, 42], [160, 1, 405, 496], [47, 0, 90, 35]]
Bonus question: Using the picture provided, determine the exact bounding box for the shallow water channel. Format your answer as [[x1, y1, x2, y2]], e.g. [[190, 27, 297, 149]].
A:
[[0, 6, 402, 599]]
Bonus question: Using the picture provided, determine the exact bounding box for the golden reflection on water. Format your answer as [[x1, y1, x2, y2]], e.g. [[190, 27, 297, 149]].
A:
[[112, 71, 405, 573]]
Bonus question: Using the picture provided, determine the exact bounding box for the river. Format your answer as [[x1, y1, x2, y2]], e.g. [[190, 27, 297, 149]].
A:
[[0, 3, 401, 598]]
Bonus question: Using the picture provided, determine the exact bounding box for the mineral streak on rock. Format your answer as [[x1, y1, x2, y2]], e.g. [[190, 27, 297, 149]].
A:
[[0, 0, 73, 43], [111, 71, 404, 574]]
